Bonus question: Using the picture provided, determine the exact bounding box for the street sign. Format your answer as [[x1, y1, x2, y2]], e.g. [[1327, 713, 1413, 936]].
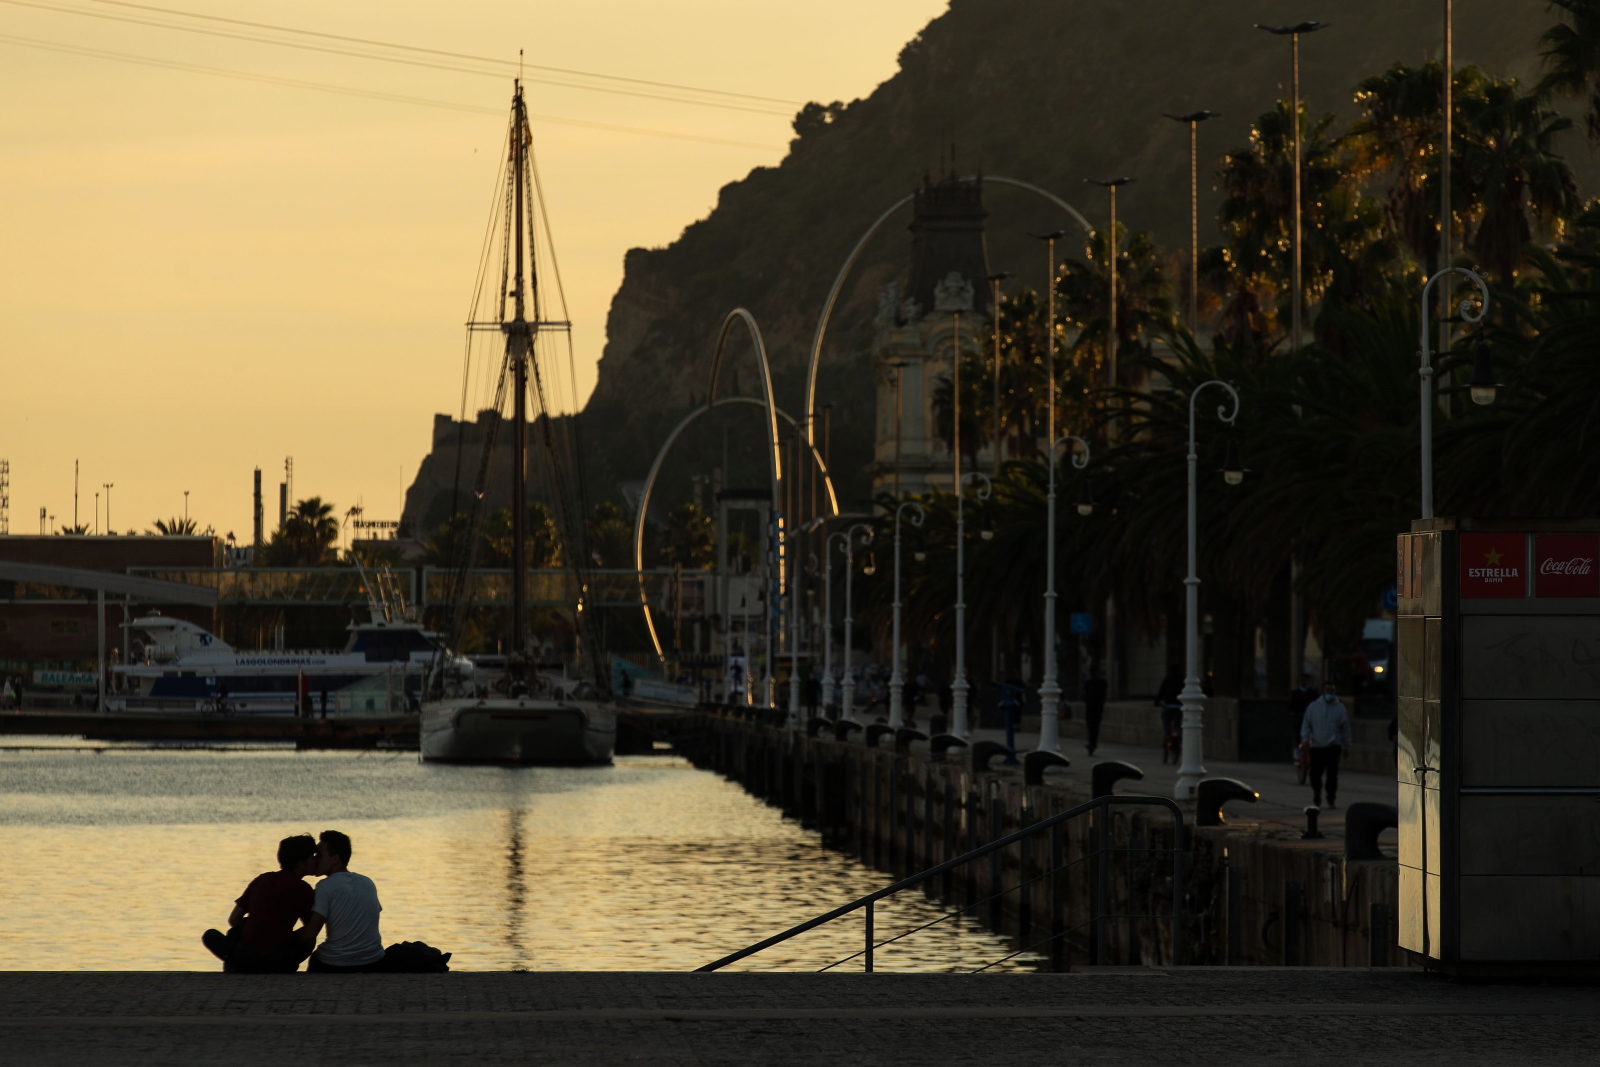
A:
[[1069, 613, 1093, 635]]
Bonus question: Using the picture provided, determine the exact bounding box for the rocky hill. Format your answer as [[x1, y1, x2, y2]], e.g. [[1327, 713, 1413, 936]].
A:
[[582, 0, 1581, 514]]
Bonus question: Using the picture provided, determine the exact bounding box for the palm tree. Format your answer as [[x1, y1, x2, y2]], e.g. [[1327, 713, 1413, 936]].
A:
[[1539, 0, 1600, 142], [152, 517, 198, 535], [1055, 224, 1177, 387], [260, 498, 339, 565], [1456, 73, 1579, 291]]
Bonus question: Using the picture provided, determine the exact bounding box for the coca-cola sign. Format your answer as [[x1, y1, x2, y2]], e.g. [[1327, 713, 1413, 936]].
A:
[[1460, 533, 1526, 599], [1535, 534, 1600, 597]]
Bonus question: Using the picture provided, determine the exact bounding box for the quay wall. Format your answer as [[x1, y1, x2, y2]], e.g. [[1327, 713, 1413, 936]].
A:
[[676, 711, 1407, 970]]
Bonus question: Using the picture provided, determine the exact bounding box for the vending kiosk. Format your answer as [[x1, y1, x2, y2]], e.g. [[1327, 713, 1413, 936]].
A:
[[1398, 517, 1600, 974]]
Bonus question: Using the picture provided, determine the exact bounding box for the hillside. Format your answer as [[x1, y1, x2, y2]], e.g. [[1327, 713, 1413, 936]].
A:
[[583, 0, 1584, 512]]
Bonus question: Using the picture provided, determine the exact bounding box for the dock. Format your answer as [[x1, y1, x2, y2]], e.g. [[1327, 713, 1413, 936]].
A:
[[0, 710, 416, 749], [3, 970, 1595, 1065]]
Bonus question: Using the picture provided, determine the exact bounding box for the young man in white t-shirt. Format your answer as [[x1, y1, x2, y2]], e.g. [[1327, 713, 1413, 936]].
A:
[[303, 830, 388, 973]]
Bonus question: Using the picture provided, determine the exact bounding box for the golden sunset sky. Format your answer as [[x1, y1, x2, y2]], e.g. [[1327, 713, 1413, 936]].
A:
[[0, 0, 946, 540]]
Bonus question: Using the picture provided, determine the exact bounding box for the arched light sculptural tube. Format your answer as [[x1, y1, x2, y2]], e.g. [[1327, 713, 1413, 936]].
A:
[[1418, 267, 1490, 520], [1176, 380, 1241, 801], [888, 500, 926, 728], [801, 177, 1093, 447], [1036, 434, 1091, 753]]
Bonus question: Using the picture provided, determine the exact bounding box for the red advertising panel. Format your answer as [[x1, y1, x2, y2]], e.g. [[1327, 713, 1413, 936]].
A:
[[1534, 534, 1600, 598], [1460, 533, 1527, 598]]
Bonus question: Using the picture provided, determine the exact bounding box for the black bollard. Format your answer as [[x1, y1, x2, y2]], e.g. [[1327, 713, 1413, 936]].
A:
[[865, 723, 895, 749], [806, 716, 831, 739], [971, 739, 1013, 774], [832, 718, 863, 743], [1302, 805, 1324, 839], [1195, 777, 1259, 827], [1344, 802, 1399, 861], [1023, 750, 1070, 785], [930, 734, 967, 759], [894, 728, 928, 753], [1091, 760, 1144, 799]]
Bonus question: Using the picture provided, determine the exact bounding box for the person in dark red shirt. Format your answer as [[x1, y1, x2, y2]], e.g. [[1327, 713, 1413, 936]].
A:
[[202, 834, 318, 973]]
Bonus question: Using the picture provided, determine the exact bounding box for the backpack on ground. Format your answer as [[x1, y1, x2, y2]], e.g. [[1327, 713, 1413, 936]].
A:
[[381, 941, 452, 973]]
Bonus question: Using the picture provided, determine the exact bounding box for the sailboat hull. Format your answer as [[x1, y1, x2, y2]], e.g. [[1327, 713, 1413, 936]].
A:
[[420, 697, 615, 764]]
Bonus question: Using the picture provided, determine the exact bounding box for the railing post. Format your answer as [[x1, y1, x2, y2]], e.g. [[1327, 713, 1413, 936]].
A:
[[1171, 839, 1186, 966], [1049, 821, 1065, 972], [1227, 861, 1244, 965], [864, 899, 874, 973], [1093, 804, 1108, 965]]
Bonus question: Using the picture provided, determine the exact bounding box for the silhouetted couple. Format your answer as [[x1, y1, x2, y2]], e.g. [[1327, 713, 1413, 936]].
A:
[[202, 830, 389, 974]]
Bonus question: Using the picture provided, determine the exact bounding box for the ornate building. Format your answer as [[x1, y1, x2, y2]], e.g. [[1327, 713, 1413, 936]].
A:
[[869, 174, 996, 498]]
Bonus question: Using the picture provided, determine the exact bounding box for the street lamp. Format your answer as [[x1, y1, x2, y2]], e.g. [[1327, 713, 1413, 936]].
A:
[[1175, 379, 1244, 801], [1084, 179, 1133, 398], [1419, 267, 1491, 518], [888, 500, 926, 728], [1162, 110, 1221, 335], [836, 522, 873, 722], [1036, 433, 1092, 754], [951, 470, 992, 737], [1255, 20, 1328, 354]]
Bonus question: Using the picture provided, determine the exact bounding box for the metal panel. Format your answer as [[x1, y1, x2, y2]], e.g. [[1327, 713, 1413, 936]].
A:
[[1424, 618, 1442, 702], [1397, 617, 1425, 700], [1459, 796, 1600, 876], [1397, 865, 1441, 957], [1461, 615, 1600, 700], [1398, 781, 1422, 869], [1421, 532, 1442, 617], [1458, 876, 1599, 960], [1397, 697, 1424, 784], [1463, 700, 1600, 788]]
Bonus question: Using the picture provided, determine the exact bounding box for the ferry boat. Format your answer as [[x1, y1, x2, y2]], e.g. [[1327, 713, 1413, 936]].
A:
[[110, 563, 468, 715], [418, 81, 616, 764], [109, 612, 466, 715]]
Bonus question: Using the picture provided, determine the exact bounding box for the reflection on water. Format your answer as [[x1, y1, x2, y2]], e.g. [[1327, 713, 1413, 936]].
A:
[[0, 745, 1034, 972]]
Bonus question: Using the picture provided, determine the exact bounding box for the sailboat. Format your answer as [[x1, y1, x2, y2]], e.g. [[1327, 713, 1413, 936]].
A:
[[420, 83, 616, 764]]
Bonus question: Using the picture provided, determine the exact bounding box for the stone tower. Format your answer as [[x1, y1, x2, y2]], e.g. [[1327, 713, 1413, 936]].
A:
[[870, 174, 993, 499]]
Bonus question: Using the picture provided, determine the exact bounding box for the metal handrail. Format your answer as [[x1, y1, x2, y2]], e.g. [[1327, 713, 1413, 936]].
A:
[[696, 793, 1187, 972]]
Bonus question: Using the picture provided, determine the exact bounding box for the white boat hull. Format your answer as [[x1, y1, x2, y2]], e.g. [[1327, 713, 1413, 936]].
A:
[[420, 697, 615, 764]]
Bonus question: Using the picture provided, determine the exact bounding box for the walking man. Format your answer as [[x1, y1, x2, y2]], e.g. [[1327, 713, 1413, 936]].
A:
[[1082, 667, 1108, 756], [1300, 681, 1352, 809]]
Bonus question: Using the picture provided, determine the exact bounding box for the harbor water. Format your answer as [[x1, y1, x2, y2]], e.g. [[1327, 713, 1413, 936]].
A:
[[0, 742, 1032, 972]]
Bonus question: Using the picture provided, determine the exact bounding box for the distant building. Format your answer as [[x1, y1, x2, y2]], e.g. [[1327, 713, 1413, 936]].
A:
[[0, 535, 217, 675], [402, 409, 564, 541], [869, 174, 998, 498]]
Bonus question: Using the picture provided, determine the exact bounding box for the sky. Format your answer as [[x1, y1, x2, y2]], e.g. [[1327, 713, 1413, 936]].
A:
[[0, 0, 949, 541]]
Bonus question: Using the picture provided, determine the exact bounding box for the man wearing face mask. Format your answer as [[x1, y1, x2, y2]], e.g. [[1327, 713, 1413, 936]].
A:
[[1300, 681, 1352, 809]]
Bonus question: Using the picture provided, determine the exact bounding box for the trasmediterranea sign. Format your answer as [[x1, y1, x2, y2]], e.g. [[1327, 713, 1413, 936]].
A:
[[33, 670, 97, 687]]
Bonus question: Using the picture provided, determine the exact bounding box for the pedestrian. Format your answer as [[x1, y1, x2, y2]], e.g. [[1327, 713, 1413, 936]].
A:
[[901, 674, 920, 728], [1082, 667, 1108, 756], [201, 834, 319, 973], [1300, 681, 1352, 809], [1288, 672, 1318, 719], [1154, 666, 1183, 764], [803, 670, 821, 717]]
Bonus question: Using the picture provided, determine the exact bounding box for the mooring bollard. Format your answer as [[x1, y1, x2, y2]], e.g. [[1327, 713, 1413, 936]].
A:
[[1091, 760, 1144, 798], [1023, 750, 1069, 785], [970, 739, 1012, 774], [1344, 802, 1398, 861], [1302, 805, 1324, 839], [893, 727, 927, 753], [1195, 777, 1259, 826]]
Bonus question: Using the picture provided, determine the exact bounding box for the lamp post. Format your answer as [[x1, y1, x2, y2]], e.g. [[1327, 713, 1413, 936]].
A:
[[986, 271, 1012, 475], [1419, 267, 1492, 518], [837, 522, 873, 722], [1036, 434, 1092, 753], [1176, 380, 1245, 801], [888, 500, 926, 728], [951, 470, 992, 737], [1255, 20, 1328, 354], [1084, 178, 1133, 398], [104, 483, 113, 534], [1162, 110, 1221, 334]]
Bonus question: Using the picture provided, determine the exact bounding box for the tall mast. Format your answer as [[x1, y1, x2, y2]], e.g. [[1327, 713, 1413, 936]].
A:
[[509, 83, 529, 667]]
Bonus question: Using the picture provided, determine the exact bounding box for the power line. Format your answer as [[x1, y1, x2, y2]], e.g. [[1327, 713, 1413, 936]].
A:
[[2, 0, 801, 111], [0, 33, 783, 150]]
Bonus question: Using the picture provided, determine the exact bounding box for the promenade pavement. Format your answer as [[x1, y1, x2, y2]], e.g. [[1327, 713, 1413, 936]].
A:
[[2, 969, 1594, 1065], [962, 722, 1397, 847]]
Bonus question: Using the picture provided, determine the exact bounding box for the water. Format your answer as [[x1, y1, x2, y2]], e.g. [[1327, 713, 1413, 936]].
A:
[[0, 742, 1032, 972]]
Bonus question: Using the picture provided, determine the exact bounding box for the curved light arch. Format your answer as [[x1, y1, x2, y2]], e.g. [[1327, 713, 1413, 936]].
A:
[[801, 176, 1095, 446], [634, 333, 840, 662]]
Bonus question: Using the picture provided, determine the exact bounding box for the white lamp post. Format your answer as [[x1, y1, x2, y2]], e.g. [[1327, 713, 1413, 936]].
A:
[[888, 500, 926, 728], [951, 471, 993, 738], [1036, 434, 1092, 753], [837, 522, 873, 722], [1419, 267, 1492, 519], [1175, 379, 1245, 801]]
